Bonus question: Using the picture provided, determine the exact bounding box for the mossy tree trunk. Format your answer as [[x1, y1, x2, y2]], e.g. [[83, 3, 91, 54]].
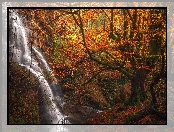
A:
[[129, 68, 150, 105]]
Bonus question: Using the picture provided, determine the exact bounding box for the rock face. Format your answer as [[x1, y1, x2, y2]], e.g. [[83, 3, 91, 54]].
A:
[[62, 102, 101, 124]]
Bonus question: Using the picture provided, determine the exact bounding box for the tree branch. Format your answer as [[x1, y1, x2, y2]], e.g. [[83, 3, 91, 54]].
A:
[[82, 66, 109, 85], [125, 105, 166, 124], [110, 9, 114, 35], [126, 9, 133, 22], [101, 9, 110, 21], [149, 48, 166, 108], [71, 9, 133, 80], [71, 9, 81, 28]]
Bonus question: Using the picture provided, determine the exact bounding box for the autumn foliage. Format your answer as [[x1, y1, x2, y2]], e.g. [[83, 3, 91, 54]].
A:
[[13, 8, 166, 124]]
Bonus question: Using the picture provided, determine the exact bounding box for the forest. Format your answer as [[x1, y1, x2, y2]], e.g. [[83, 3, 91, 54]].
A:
[[9, 8, 167, 124]]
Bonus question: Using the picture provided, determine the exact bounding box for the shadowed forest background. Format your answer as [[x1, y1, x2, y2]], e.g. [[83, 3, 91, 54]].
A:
[[9, 8, 167, 124]]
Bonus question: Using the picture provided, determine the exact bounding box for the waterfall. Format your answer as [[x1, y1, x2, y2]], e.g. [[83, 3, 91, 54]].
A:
[[9, 11, 70, 124], [9, 10, 103, 126]]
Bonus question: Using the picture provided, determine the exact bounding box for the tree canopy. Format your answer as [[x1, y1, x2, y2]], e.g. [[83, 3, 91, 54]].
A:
[[13, 8, 167, 124]]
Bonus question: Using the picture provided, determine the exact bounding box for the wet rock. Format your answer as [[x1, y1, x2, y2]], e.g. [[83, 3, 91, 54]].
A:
[[62, 102, 100, 124]]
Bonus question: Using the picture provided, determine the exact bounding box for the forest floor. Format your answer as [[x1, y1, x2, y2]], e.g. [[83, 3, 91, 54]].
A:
[[9, 61, 167, 124], [84, 100, 166, 124], [61, 79, 166, 124]]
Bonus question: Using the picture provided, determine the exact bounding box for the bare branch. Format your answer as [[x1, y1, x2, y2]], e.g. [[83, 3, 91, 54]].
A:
[[101, 9, 111, 21], [126, 9, 133, 22], [71, 9, 133, 80], [71, 9, 81, 28], [82, 66, 109, 85]]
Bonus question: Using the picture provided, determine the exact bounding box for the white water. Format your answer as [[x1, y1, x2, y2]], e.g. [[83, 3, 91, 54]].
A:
[[9, 11, 70, 124], [9, 11, 102, 125]]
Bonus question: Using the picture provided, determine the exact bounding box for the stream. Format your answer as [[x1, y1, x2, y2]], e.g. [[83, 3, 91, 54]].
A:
[[9, 10, 70, 124], [9, 10, 101, 125]]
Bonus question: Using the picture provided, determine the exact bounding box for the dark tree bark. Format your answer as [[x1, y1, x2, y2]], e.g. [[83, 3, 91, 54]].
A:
[[123, 9, 128, 39], [71, 9, 166, 107], [110, 9, 114, 35], [125, 106, 166, 124], [129, 9, 137, 39], [129, 68, 150, 104]]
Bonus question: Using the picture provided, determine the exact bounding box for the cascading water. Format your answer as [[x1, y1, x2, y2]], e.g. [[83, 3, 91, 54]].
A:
[[9, 11, 70, 124], [9, 10, 102, 126]]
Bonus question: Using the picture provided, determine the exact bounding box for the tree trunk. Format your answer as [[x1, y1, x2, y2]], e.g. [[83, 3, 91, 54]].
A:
[[129, 9, 137, 39], [129, 68, 149, 104], [129, 78, 138, 104], [125, 105, 166, 124], [123, 9, 128, 39]]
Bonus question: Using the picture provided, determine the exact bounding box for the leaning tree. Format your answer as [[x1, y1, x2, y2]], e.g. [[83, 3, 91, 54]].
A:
[[68, 8, 166, 108]]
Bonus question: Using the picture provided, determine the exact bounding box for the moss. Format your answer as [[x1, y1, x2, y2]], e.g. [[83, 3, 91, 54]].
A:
[[9, 60, 41, 124]]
